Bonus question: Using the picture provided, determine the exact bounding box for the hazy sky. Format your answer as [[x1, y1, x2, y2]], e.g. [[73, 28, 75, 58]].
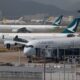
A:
[[31, 0, 79, 11], [0, 0, 79, 11]]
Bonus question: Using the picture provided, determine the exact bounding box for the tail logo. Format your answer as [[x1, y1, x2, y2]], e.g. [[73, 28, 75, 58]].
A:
[[53, 15, 63, 26], [67, 21, 78, 32], [54, 19, 62, 25]]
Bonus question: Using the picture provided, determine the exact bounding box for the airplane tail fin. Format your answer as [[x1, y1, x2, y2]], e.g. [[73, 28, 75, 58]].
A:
[[62, 17, 80, 33], [52, 15, 63, 26], [18, 17, 23, 21]]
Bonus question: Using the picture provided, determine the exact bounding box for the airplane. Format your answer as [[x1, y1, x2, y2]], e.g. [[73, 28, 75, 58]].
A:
[[0, 17, 26, 24], [23, 36, 80, 59], [0, 15, 63, 33], [1, 17, 80, 49]]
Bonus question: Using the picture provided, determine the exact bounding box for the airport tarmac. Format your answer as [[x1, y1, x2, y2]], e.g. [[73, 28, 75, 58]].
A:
[[0, 44, 80, 80], [0, 51, 28, 64]]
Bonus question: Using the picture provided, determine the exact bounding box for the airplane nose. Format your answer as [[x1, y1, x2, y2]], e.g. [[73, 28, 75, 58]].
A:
[[23, 47, 36, 56]]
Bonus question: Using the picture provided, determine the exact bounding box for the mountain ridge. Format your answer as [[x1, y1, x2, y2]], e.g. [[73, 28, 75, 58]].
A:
[[0, 0, 75, 18]]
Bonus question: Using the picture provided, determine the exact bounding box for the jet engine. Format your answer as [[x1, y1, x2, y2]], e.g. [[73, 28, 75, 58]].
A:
[[17, 27, 31, 33], [12, 27, 31, 33]]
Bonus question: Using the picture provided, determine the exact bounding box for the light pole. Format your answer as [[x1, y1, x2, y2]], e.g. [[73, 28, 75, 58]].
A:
[[18, 48, 21, 65], [43, 47, 46, 80], [50, 65, 53, 80], [43, 59, 46, 80]]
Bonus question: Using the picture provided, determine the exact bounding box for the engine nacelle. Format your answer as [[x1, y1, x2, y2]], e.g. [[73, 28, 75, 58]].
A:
[[12, 28, 31, 33]]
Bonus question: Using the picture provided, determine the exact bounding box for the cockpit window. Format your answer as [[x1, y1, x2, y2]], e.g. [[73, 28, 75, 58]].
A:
[[13, 36, 28, 43]]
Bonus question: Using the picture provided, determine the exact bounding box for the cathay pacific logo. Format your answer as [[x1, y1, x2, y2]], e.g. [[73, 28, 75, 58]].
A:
[[54, 19, 61, 25], [67, 21, 78, 32]]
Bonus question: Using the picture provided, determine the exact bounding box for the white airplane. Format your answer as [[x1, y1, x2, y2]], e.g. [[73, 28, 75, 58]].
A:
[[23, 36, 80, 58], [0, 17, 26, 24], [0, 15, 63, 33], [1, 17, 80, 49]]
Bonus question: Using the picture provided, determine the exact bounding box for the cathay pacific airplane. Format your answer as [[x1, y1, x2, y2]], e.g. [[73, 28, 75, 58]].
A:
[[23, 36, 80, 58], [0, 15, 63, 33], [1, 17, 80, 49]]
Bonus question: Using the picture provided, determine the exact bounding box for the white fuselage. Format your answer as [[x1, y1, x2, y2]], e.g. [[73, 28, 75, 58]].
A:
[[23, 36, 80, 56], [0, 33, 78, 50], [26, 37, 80, 48], [0, 33, 78, 43], [0, 25, 62, 33]]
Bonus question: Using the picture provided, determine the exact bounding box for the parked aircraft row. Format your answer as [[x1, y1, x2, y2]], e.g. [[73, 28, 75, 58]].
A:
[[0, 17, 26, 24], [0, 16, 80, 60], [0, 15, 63, 33], [0, 17, 80, 50]]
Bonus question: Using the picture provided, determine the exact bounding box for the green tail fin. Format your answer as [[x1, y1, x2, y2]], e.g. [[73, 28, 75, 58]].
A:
[[52, 15, 63, 26], [62, 18, 80, 33]]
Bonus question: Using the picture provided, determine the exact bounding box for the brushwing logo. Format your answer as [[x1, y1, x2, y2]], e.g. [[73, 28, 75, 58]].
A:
[[67, 21, 78, 32], [54, 19, 61, 25]]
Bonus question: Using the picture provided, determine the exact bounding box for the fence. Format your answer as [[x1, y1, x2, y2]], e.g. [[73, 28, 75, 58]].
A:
[[0, 61, 79, 80]]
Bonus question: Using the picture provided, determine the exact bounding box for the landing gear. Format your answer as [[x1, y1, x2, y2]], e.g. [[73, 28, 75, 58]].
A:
[[6, 44, 10, 49], [27, 56, 32, 63]]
